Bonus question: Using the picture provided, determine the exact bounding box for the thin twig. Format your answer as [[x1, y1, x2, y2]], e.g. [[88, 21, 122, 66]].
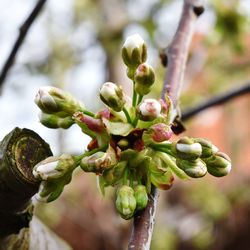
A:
[[0, 0, 47, 93], [182, 82, 250, 121], [128, 1, 204, 249]]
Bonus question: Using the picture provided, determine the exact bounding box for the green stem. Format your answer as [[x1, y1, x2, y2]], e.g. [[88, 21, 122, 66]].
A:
[[123, 168, 129, 185], [82, 110, 95, 117], [132, 117, 139, 127], [123, 107, 132, 124], [137, 94, 143, 105], [132, 81, 138, 107]]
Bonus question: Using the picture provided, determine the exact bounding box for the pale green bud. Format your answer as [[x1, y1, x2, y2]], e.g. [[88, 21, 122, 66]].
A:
[[173, 137, 202, 160], [122, 34, 147, 69], [33, 154, 75, 180], [194, 138, 219, 158], [39, 112, 74, 129], [204, 152, 231, 177], [80, 152, 111, 173], [99, 82, 126, 112], [137, 99, 162, 121], [134, 63, 155, 96], [116, 185, 136, 220], [176, 158, 207, 178], [35, 86, 84, 115], [134, 185, 148, 211]]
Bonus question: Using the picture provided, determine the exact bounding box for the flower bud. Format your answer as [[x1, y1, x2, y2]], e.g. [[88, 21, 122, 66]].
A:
[[35, 86, 84, 115], [134, 185, 148, 211], [134, 63, 155, 96], [204, 152, 231, 177], [100, 82, 126, 112], [173, 137, 202, 160], [33, 154, 75, 180], [150, 123, 172, 142], [115, 185, 136, 220], [80, 152, 111, 174], [137, 99, 161, 121], [194, 138, 219, 158], [176, 158, 207, 178], [39, 112, 74, 129], [122, 34, 147, 69]]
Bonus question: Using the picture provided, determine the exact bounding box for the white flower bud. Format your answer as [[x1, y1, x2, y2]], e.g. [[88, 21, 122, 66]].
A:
[[137, 99, 161, 121], [122, 34, 147, 69], [33, 157, 60, 180], [100, 82, 126, 112]]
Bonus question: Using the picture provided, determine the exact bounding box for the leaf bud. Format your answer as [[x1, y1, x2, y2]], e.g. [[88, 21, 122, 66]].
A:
[[115, 185, 136, 220], [173, 137, 202, 160], [176, 158, 207, 178], [194, 138, 219, 158], [204, 152, 231, 177], [137, 99, 161, 121], [122, 34, 147, 69], [134, 185, 148, 211], [134, 63, 155, 96], [100, 82, 126, 112]]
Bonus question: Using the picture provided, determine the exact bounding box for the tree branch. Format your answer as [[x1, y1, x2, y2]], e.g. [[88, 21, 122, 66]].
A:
[[0, 0, 47, 93], [182, 82, 250, 121], [128, 1, 204, 249]]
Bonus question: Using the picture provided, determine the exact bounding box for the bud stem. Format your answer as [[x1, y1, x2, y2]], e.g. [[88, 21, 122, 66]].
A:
[[123, 107, 132, 124], [123, 168, 129, 185], [137, 94, 143, 105], [132, 82, 138, 107], [82, 109, 95, 117]]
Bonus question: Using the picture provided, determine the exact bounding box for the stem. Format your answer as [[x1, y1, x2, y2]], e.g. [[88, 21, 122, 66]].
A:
[[123, 107, 132, 124], [0, 0, 47, 93], [129, 1, 204, 249], [123, 168, 129, 185], [132, 82, 138, 107], [82, 110, 95, 117], [137, 94, 143, 105], [75, 146, 108, 163], [182, 82, 250, 121]]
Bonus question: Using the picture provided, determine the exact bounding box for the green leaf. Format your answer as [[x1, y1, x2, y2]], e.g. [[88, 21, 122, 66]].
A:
[[103, 118, 134, 136]]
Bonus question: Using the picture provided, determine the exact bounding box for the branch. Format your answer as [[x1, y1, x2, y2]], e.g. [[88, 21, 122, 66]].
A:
[[161, 0, 204, 108], [0, 127, 52, 237], [128, 1, 204, 249], [182, 82, 250, 121], [0, 0, 47, 92]]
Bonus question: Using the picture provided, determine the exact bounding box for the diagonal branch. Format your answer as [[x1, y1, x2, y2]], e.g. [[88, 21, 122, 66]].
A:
[[0, 0, 47, 93], [128, 1, 204, 249], [182, 82, 250, 121]]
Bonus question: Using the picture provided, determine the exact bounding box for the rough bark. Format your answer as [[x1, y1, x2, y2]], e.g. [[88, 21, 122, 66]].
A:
[[0, 127, 52, 237]]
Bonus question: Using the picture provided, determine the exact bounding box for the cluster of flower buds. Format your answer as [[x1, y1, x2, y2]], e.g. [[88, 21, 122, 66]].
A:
[[122, 34, 155, 97], [172, 137, 231, 178], [35, 86, 85, 129], [33, 34, 231, 220], [115, 185, 148, 219]]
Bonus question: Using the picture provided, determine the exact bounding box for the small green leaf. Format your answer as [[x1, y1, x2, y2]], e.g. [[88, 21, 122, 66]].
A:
[[103, 118, 134, 136]]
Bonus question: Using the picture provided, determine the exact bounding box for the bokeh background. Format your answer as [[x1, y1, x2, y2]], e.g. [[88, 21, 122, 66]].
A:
[[0, 0, 250, 249]]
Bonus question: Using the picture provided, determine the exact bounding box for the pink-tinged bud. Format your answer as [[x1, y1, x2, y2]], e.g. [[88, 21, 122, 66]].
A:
[[150, 123, 172, 142], [100, 82, 126, 112], [73, 112, 105, 133], [137, 99, 162, 121], [134, 63, 155, 96], [122, 34, 147, 69]]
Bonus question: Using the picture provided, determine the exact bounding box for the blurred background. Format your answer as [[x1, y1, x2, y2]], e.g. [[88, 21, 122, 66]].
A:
[[0, 0, 250, 249]]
